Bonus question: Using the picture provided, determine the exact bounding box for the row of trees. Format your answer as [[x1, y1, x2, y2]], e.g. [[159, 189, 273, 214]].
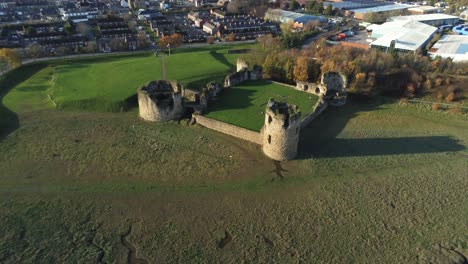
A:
[[247, 34, 468, 98]]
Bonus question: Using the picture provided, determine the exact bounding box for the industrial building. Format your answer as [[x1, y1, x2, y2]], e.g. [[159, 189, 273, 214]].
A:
[[407, 6, 439, 15], [428, 35, 468, 62], [388, 14, 459, 27], [264, 9, 327, 25], [370, 20, 437, 54], [352, 4, 411, 20]]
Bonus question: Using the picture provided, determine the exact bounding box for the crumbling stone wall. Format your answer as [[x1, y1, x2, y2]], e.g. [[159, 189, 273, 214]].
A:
[[296, 72, 347, 106], [137, 80, 184, 122], [262, 99, 301, 161], [224, 59, 263, 88], [300, 98, 328, 129], [193, 114, 262, 144]]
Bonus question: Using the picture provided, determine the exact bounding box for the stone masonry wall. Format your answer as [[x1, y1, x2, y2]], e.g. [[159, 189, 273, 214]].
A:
[[192, 114, 262, 145], [300, 99, 328, 129]]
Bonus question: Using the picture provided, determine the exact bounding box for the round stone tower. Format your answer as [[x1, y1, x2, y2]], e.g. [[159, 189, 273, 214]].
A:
[[137, 80, 184, 122], [262, 99, 301, 161]]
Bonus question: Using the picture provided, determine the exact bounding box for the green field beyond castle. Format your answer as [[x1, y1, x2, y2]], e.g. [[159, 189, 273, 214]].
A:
[[2, 45, 252, 113]]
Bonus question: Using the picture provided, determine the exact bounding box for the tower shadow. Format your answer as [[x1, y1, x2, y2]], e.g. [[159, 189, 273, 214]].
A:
[[297, 94, 465, 159], [0, 63, 46, 141]]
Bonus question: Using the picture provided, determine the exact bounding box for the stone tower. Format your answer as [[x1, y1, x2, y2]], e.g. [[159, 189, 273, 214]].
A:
[[262, 99, 301, 161], [137, 80, 184, 122]]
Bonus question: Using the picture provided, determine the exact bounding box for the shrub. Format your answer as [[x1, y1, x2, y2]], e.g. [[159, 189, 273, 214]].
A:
[[437, 91, 444, 100], [432, 103, 440, 111], [445, 92, 455, 102]]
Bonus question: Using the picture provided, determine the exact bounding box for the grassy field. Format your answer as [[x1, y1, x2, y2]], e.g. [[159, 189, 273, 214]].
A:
[[0, 47, 467, 263], [3, 45, 249, 113], [205, 80, 318, 131]]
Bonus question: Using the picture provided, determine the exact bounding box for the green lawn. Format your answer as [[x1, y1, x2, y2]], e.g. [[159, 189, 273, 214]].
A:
[[205, 80, 319, 131], [3, 45, 250, 113]]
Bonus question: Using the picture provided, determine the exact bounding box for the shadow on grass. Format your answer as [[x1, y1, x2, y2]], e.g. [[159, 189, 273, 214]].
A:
[[298, 94, 464, 159], [0, 63, 47, 141], [206, 86, 257, 113], [209, 50, 235, 69]]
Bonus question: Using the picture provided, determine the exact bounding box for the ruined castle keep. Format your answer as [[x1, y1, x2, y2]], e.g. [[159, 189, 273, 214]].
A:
[[137, 80, 184, 122], [262, 99, 301, 161]]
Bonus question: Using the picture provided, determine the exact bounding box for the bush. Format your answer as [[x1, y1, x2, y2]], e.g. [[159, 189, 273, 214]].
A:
[[432, 103, 440, 111], [445, 92, 455, 102]]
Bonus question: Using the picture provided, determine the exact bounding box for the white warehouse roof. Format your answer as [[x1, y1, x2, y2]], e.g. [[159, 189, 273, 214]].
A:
[[371, 20, 437, 52], [388, 13, 459, 23], [429, 35, 468, 62]]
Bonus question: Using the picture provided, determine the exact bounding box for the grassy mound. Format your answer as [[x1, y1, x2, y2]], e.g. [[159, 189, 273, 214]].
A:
[[205, 80, 319, 131]]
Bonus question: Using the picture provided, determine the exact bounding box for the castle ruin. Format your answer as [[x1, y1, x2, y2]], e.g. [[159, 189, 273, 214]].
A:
[[137, 58, 347, 161]]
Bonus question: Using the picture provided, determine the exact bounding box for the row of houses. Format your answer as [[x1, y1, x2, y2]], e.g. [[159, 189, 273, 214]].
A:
[[187, 12, 280, 40]]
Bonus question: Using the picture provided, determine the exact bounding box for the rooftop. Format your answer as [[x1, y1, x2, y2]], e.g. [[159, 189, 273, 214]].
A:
[[388, 13, 460, 22], [371, 20, 437, 51], [429, 35, 468, 62], [352, 4, 412, 14]]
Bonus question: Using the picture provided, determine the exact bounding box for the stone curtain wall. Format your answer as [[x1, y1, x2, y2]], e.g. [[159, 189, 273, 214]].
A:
[[192, 114, 262, 145], [300, 99, 328, 129]]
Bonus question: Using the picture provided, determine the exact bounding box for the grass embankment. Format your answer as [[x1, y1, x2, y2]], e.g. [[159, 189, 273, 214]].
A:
[[2, 45, 252, 113], [205, 80, 318, 131]]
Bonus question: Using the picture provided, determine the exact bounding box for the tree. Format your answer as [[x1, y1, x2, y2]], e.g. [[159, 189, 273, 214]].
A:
[[227, 32, 235, 42], [128, 20, 137, 32], [170, 33, 183, 48], [289, 0, 296, 11], [84, 41, 97, 53], [26, 26, 36, 35], [305, 0, 315, 14], [27, 43, 44, 59], [55, 46, 70, 56], [110, 38, 126, 51], [77, 23, 90, 36], [137, 31, 150, 49], [64, 22, 74, 35], [324, 3, 333, 16], [312, 1, 324, 14], [158, 33, 183, 50], [0, 48, 21, 70], [293, 57, 310, 82]]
